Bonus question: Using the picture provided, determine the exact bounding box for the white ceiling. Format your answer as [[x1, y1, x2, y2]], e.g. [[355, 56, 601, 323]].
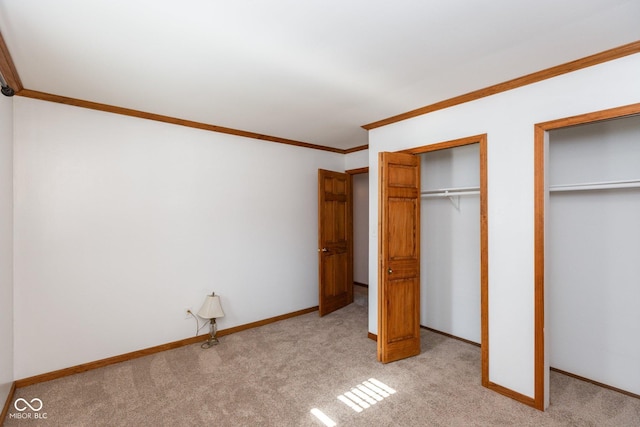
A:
[[0, 0, 639, 151]]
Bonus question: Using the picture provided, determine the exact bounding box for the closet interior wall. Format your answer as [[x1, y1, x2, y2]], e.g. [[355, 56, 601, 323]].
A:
[[420, 144, 480, 343], [548, 115, 640, 396]]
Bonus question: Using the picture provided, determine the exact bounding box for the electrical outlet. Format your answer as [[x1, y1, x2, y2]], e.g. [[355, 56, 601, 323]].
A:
[[184, 308, 192, 320]]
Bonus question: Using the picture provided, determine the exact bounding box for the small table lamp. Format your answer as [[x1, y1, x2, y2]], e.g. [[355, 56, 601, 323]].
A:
[[198, 292, 225, 348]]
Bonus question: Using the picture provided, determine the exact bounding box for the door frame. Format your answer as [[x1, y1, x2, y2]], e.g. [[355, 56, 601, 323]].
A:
[[398, 133, 489, 386], [317, 167, 369, 316], [533, 102, 640, 410]]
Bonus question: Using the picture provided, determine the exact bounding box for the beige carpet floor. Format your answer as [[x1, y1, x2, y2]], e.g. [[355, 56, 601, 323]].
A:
[[6, 294, 640, 426]]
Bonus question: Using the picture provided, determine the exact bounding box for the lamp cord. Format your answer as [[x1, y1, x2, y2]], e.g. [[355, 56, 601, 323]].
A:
[[197, 319, 210, 334], [188, 311, 212, 337]]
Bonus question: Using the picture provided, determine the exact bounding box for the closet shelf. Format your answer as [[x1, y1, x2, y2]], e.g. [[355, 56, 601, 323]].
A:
[[420, 186, 480, 198], [549, 179, 640, 192]]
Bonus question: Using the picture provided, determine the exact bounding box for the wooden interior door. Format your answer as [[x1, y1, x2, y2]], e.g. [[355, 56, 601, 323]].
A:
[[378, 152, 421, 363], [318, 169, 353, 316]]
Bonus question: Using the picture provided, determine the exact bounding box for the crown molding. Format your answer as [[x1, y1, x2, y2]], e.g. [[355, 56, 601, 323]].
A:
[[344, 144, 369, 154], [363, 40, 640, 130], [17, 89, 348, 153], [1, 30, 348, 153]]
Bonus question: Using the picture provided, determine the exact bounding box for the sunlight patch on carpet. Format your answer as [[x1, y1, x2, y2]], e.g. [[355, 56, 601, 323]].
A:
[[310, 408, 337, 427], [338, 378, 396, 413]]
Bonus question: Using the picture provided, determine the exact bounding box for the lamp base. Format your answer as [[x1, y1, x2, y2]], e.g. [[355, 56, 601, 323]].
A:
[[201, 336, 220, 349], [201, 318, 220, 349]]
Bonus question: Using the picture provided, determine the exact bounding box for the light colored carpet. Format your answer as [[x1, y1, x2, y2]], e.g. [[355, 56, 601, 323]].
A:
[[6, 300, 640, 426]]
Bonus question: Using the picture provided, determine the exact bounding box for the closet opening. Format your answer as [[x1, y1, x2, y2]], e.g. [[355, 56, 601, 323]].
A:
[[420, 144, 480, 345], [401, 134, 489, 387], [534, 104, 640, 410]]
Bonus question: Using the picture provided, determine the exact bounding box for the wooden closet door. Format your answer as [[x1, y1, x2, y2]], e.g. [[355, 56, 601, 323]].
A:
[[378, 152, 421, 363]]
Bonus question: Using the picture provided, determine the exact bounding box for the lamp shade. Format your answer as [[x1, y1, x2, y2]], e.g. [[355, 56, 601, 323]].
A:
[[197, 294, 225, 319]]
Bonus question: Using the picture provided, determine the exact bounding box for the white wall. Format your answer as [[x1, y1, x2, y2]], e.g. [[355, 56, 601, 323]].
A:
[[0, 95, 13, 406], [13, 97, 344, 379], [421, 145, 480, 343], [352, 173, 369, 285], [548, 116, 640, 395], [344, 149, 368, 171], [368, 53, 640, 399]]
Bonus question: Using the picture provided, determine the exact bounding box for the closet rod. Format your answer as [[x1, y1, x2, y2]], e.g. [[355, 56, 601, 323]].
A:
[[549, 179, 640, 192]]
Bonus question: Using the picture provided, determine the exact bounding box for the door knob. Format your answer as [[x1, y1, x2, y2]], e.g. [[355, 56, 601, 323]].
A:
[[322, 248, 329, 252], [388, 268, 393, 274]]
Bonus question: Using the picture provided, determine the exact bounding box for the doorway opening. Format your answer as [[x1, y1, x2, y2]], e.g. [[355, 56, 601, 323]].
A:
[[317, 167, 369, 318], [348, 167, 369, 309]]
